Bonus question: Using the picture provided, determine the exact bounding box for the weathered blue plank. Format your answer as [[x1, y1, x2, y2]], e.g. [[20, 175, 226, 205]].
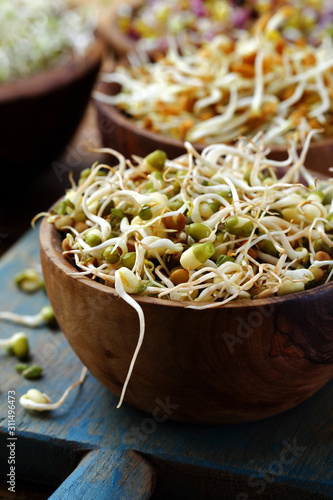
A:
[[0, 228, 332, 499]]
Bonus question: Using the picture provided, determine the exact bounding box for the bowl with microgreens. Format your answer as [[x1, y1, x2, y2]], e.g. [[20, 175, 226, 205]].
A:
[[39, 137, 333, 424], [0, 0, 103, 185], [94, 6, 333, 174]]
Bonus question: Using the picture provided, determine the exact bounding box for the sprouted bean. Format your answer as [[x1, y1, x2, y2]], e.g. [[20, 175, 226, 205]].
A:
[[95, 7, 333, 145], [15, 363, 30, 374], [43, 132, 333, 406], [14, 268, 44, 293], [19, 366, 87, 412], [0, 332, 30, 359], [16, 364, 43, 380], [0, 306, 56, 328]]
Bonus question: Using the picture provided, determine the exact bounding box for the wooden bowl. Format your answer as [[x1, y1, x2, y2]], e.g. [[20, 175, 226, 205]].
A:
[[39, 217, 333, 424], [98, 1, 140, 58], [95, 98, 333, 176], [0, 37, 103, 187]]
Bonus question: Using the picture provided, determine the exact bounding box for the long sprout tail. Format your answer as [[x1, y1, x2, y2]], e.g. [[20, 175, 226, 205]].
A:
[[115, 270, 145, 408]]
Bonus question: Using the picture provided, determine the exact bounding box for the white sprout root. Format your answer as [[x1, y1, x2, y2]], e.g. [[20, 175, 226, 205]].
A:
[[115, 270, 145, 408], [0, 306, 55, 328]]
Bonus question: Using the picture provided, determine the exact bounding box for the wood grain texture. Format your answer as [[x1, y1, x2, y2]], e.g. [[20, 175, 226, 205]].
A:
[[94, 98, 333, 174], [0, 38, 103, 188], [0, 228, 332, 498], [39, 218, 333, 425]]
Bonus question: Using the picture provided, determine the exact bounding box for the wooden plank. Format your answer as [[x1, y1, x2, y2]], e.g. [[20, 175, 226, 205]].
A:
[[0, 228, 332, 499]]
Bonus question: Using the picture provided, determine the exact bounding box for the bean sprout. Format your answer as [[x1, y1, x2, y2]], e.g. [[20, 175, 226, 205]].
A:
[[0, 306, 56, 328], [19, 367, 87, 412]]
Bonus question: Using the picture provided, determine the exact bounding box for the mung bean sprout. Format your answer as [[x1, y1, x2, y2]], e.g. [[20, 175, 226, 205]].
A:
[[0, 306, 56, 327], [19, 366, 87, 412], [0, 332, 29, 359]]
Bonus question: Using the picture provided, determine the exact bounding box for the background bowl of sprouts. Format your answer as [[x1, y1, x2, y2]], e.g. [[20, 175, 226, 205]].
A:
[[39, 136, 333, 424], [94, 6, 333, 174], [99, 0, 333, 58], [0, 0, 102, 186]]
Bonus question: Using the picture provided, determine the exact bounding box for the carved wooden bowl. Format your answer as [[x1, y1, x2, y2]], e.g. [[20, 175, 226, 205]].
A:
[[95, 98, 333, 175], [39, 217, 333, 424], [0, 37, 103, 186]]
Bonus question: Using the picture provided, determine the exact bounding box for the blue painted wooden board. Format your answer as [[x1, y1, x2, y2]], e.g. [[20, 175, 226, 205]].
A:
[[0, 227, 332, 499]]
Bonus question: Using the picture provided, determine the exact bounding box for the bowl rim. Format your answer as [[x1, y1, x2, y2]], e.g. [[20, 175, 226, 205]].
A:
[[0, 36, 104, 103], [40, 214, 333, 311], [97, 0, 141, 57], [94, 97, 206, 153], [94, 97, 333, 156]]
